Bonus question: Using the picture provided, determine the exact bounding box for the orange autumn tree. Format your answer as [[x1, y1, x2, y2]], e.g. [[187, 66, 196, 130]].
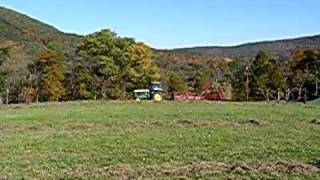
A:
[[36, 49, 65, 101]]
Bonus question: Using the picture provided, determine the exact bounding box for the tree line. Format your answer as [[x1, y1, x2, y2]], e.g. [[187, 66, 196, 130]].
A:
[[155, 48, 320, 102], [0, 29, 319, 104], [232, 49, 320, 101], [0, 30, 159, 104]]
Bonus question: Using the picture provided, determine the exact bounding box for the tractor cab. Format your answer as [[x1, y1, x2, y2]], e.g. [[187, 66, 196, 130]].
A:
[[134, 82, 163, 102], [149, 82, 163, 93]]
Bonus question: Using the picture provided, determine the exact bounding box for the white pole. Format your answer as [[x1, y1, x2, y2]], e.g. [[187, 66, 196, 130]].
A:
[[316, 70, 319, 97], [246, 66, 249, 101]]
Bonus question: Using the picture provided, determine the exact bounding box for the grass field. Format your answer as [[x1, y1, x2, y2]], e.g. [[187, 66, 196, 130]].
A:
[[0, 101, 319, 179]]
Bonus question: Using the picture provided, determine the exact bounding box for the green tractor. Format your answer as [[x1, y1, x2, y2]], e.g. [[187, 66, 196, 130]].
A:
[[134, 82, 163, 102]]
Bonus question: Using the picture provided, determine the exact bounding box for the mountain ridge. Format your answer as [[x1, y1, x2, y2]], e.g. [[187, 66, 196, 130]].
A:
[[1, 6, 320, 60], [164, 34, 320, 58], [170, 34, 320, 50]]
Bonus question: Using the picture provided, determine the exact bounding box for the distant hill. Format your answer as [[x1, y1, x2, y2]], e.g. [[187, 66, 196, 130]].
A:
[[1, 5, 320, 63], [165, 35, 320, 59], [0, 6, 80, 62]]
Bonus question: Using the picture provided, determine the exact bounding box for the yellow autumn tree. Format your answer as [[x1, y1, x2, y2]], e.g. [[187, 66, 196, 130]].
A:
[[37, 49, 65, 101], [128, 43, 160, 89]]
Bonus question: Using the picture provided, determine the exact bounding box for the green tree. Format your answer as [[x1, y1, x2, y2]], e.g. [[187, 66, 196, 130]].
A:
[[193, 68, 211, 93], [0, 45, 10, 104], [76, 29, 160, 100], [290, 49, 320, 99], [167, 72, 188, 93], [0, 45, 9, 64], [228, 58, 248, 101], [251, 51, 285, 101], [76, 30, 119, 99]]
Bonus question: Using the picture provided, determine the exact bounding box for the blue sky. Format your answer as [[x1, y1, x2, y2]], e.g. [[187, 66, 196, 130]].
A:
[[1, 0, 320, 49]]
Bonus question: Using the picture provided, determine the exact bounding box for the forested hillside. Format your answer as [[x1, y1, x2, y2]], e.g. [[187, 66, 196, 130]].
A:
[[0, 6, 319, 103], [167, 35, 320, 59], [0, 6, 80, 59], [0, 6, 160, 103], [0, 7, 82, 103]]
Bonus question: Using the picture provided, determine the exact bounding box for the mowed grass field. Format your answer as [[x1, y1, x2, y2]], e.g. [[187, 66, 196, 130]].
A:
[[0, 101, 319, 179]]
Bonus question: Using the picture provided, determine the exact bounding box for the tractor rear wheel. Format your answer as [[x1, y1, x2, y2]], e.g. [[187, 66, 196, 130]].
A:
[[153, 93, 163, 102]]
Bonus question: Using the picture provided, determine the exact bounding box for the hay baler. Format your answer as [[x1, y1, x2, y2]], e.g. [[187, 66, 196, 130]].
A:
[[134, 82, 163, 102]]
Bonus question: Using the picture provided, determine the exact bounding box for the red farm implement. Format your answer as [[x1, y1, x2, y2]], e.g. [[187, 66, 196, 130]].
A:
[[174, 82, 232, 101]]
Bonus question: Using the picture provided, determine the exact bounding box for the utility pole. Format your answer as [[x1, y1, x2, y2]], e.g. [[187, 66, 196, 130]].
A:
[[6, 88, 9, 105], [304, 88, 307, 104], [246, 65, 249, 102], [34, 65, 39, 103], [316, 70, 319, 97], [5, 78, 11, 105]]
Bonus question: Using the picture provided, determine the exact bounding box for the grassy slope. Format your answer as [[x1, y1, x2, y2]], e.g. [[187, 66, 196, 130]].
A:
[[0, 101, 319, 179]]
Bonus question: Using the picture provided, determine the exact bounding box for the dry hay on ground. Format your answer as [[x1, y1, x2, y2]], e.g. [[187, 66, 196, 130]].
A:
[[127, 121, 164, 128], [233, 119, 271, 126], [159, 162, 320, 176], [179, 120, 227, 127], [310, 119, 320, 125], [179, 119, 271, 127], [63, 161, 320, 179]]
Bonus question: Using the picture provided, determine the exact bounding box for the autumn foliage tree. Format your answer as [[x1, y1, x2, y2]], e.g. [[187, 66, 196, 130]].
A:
[[76, 30, 159, 100], [0, 46, 9, 63], [2, 26, 320, 104], [0, 45, 10, 104], [167, 72, 188, 93], [36, 49, 65, 101], [251, 51, 285, 101], [289, 48, 320, 99], [128, 43, 160, 89]]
